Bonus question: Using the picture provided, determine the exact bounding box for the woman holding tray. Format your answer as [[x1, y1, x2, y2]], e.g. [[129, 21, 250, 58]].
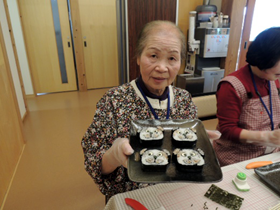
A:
[[81, 20, 221, 201], [213, 27, 280, 166]]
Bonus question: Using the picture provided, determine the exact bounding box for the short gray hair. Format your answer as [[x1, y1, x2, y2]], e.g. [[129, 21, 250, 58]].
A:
[[135, 20, 186, 61]]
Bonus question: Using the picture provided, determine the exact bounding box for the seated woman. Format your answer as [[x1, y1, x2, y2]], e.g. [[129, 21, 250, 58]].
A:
[[81, 20, 220, 201], [213, 27, 280, 166]]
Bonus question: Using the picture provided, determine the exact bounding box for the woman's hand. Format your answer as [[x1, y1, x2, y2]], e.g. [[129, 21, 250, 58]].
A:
[[241, 129, 280, 147], [260, 130, 280, 146], [101, 138, 134, 175], [206, 130, 221, 141]]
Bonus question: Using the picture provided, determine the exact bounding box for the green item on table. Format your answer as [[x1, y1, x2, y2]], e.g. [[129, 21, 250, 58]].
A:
[[232, 172, 250, 192], [204, 184, 244, 210]]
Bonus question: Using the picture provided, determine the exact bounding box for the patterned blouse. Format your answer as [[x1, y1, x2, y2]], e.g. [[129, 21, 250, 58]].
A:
[[81, 80, 197, 199]]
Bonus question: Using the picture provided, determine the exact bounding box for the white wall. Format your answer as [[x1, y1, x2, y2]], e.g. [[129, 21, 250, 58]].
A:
[[7, 0, 34, 95], [0, 0, 26, 118]]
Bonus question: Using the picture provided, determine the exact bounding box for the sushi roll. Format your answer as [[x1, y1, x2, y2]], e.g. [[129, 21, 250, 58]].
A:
[[173, 148, 205, 171], [172, 127, 197, 148], [139, 126, 164, 146], [140, 148, 170, 172]]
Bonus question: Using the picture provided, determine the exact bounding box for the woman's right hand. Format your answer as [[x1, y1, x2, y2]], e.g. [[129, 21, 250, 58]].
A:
[[101, 138, 134, 175], [242, 129, 280, 147], [260, 129, 280, 146]]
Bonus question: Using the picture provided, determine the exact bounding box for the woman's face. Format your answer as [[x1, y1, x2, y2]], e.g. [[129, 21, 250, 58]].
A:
[[259, 60, 280, 81], [137, 28, 181, 96]]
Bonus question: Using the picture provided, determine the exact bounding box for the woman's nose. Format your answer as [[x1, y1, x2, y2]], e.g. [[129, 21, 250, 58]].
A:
[[155, 61, 168, 72]]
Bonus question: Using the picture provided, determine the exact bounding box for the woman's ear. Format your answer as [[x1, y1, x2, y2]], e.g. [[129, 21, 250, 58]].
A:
[[137, 57, 140, 66]]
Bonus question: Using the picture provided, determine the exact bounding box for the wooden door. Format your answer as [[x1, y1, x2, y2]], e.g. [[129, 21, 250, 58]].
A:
[[18, 0, 77, 94], [127, 0, 177, 81], [78, 0, 119, 89], [237, 0, 256, 69]]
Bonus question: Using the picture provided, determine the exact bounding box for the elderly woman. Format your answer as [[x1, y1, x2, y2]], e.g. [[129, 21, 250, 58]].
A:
[[213, 27, 280, 166], [81, 20, 220, 200]]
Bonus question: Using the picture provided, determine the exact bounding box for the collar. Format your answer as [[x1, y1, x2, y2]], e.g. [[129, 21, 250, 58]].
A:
[[130, 80, 174, 109], [136, 75, 169, 101]]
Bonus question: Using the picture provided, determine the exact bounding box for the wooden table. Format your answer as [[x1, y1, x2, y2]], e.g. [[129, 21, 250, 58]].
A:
[[104, 152, 280, 210]]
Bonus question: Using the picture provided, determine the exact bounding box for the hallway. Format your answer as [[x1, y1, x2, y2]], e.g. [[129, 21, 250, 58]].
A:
[[3, 89, 109, 210]]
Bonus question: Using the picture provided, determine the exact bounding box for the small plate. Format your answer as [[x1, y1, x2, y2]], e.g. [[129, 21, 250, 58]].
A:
[[128, 119, 223, 183], [254, 162, 280, 195]]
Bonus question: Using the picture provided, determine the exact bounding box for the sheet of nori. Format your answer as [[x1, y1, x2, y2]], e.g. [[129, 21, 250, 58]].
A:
[[204, 184, 244, 210]]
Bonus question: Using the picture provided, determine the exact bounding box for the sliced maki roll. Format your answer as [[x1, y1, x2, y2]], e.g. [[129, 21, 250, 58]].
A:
[[139, 126, 164, 147], [140, 148, 170, 172], [173, 148, 205, 171], [172, 127, 197, 148]]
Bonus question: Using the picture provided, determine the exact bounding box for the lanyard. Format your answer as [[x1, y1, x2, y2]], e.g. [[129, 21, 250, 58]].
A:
[[136, 82, 170, 120], [249, 66, 274, 130]]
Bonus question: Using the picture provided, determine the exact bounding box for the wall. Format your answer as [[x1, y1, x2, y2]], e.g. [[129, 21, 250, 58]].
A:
[[0, 0, 26, 118], [0, 21, 25, 210]]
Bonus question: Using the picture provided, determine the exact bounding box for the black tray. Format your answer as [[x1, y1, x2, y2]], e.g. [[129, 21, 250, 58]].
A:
[[128, 119, 223, 183], [254, 162, 280, 196]]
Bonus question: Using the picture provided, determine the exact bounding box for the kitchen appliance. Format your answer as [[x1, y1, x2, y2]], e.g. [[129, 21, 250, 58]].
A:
[[182, 5, 230, 95], [193, 27, 229, 93], [176, 74, 204, 96], [195, 67, 224, 93], [195, 2, 217, 27], [195, 28, 230, 58]]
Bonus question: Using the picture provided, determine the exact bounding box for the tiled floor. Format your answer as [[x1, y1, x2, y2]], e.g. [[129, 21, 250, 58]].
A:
[[3, 89, 110, 210]]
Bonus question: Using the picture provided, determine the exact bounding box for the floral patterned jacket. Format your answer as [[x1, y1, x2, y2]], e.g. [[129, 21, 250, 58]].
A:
[[81, 81, 197, 199]]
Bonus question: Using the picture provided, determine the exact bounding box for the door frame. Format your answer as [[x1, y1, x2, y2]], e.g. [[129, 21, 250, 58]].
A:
[[237, 0, 256, 69], [4, 0, 29, 117], [69, 0, 87, 91]]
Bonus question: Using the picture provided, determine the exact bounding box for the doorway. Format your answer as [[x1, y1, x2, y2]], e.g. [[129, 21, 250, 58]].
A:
[[18, 0, 119, 94], [238, 0, 280, 69]]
